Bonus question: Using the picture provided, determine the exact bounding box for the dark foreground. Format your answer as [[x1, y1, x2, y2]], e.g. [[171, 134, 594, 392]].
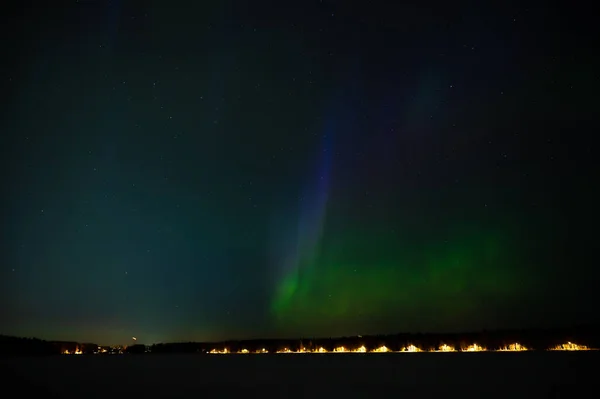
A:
[[1, 352, 596, 398]]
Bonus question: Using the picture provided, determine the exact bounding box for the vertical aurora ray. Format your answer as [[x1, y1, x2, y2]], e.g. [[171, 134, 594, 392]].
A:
[[271, 122, 334, 319], [268, 71, 536, 335]]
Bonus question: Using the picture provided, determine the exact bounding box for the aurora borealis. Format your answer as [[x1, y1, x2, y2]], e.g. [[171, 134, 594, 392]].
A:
[[1, 1, 598, 345], [271, 223, 527, 337]]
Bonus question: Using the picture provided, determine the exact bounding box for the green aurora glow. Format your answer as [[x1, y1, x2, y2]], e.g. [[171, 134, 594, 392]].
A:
[[272, 223, 535, 336]]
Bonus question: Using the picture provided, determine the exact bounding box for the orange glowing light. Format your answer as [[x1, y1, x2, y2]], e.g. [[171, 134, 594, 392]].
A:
[[462, 344, 485, 352], [372, 345, 390, 353], [498, 343, 528, 351], [549, 342, 590, 351], [199, 339, 595, 355], [436, 344, 456, 352], [401, 345, 422, 352]]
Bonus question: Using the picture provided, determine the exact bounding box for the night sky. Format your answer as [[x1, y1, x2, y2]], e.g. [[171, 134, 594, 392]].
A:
[[1, 1, 598, 345]]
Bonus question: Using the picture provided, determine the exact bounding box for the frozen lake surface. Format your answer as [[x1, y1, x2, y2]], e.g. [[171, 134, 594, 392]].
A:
[[1, 351, 596, 398]]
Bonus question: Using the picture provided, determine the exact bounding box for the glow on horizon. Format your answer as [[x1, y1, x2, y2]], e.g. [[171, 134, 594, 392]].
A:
[[59, 341, 594, 355], [203, 341, 593, 354]]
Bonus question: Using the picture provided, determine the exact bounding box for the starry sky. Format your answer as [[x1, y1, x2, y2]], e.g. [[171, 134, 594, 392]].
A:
[[1, 1, 598, 345]]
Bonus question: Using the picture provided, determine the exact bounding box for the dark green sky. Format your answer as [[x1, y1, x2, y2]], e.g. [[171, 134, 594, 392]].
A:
[[1, 1, 598, 345]]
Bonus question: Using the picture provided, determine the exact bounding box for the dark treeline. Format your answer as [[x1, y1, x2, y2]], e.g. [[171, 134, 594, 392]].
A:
[[2, 324, 599, 356], [0, 335, 98, 356], [0, 335, 60, 356], [150, 324, 600, 354], [125, 344, 146, 354]]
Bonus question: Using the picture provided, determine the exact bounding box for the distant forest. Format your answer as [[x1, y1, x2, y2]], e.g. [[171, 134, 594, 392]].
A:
[[1, 324, 599, 356], [0, 335, 100, 356]]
